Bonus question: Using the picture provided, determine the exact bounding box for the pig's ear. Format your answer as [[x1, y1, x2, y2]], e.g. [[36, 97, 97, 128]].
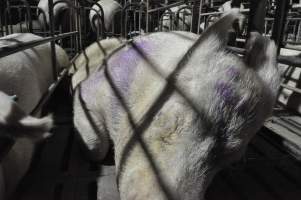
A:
[[244, 32, 277, 69], [195, 8, 244, 51]]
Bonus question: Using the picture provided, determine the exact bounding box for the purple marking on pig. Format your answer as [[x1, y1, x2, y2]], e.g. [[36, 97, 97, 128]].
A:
[[107, 38, 154, 120], [215, 81, 239, 106], [81, 70, 105, 107], [227, 67, 240, 79]]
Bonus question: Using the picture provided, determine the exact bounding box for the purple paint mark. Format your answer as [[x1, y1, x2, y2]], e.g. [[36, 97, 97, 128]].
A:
[[81, 71, 105, 107], [215, 81, 239, 106], [107, 39, 153, 120], [227, 67, 240, 80]]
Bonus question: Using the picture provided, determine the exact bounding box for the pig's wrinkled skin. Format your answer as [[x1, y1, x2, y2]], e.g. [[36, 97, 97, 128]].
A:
[[0, 91, 53, 199], [69, 37, 124, 89], [89, 0, 122, 34], [73, 9, 280, 200]]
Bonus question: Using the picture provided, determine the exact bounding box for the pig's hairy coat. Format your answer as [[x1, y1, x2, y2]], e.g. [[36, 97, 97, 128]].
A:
[[73, 10, 280, 200], [70, 37, 124, 89]]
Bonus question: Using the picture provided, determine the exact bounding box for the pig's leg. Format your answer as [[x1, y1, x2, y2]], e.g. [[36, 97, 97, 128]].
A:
[[73, 88, 110, 162]]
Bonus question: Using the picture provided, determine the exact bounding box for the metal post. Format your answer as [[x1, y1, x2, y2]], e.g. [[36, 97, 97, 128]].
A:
[[247, 0, 268, 34], [197, 0, 203, 34], [48, 0, 58, 81], [191, 0, 200, 33], [271, 0, 290, 55], [146, 0, 149, 33]]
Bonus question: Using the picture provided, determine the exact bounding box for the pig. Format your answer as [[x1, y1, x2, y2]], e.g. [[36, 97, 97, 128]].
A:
[[0, 32, 66, 199], [0, 33, 70, 114], [89, 0, 122, 37], [38, 0, 71, 29], [0, 91, 53, 199], [69, 37, 124, 89], [73, 9, 280, 200], [159, 4, 192, 32]]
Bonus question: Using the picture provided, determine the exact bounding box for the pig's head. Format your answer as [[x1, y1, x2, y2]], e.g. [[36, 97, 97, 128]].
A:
[[116, 9, 280, 200], [0, 91, 53, 141]]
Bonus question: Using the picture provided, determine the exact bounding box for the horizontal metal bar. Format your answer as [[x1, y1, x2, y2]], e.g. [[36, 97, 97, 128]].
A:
[[278, 55, 301, 68], [227, 46, 301, 68], [280, 83, 301, 94], [198, 9, 250, 17], [147, 1, 186, 13], [283, 44, 301, 51], [0, 31, 78, 58]]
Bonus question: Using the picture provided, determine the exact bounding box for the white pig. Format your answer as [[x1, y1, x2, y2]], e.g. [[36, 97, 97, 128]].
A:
[[38, 0, 70, 29], [89, 0, 122, 36], [69, 37, 124, 89], [0, 33, 68, 199], [74, 9, 280, 200]]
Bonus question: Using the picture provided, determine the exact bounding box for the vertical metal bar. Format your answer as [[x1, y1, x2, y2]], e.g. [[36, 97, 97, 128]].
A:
[[191, 0, 200, 34], [297, 20, 301, 42], [247, 0, 268, 34], [22, 0, 33, 33], [197, 0, 203, 34], [48, 0, 58, 81], [146, 0, 149, 33], [18, 7, 22, 32], [6, 0, 13, 34], [271, 0, 290, 55]]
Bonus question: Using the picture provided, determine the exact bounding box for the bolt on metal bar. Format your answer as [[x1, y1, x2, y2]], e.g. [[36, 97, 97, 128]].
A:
[[0, 31, 77, 59]]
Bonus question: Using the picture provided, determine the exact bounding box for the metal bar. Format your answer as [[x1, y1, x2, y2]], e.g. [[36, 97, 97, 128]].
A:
[[191, 0, 200, 33], [283, 44, 301, 50], [146, 0, 149, 33], [20, 0, 33, 33], [227, 46, 301, 68], [247, 0, 268, 34], [278, 54, 301, 68], [197, 0, 203, 34], [147, 1, 186, 13], [0, 31, 77, 58], [48, 0, 57, 81], [280, 83, 301, 94], [271, 0, 290, 55]]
